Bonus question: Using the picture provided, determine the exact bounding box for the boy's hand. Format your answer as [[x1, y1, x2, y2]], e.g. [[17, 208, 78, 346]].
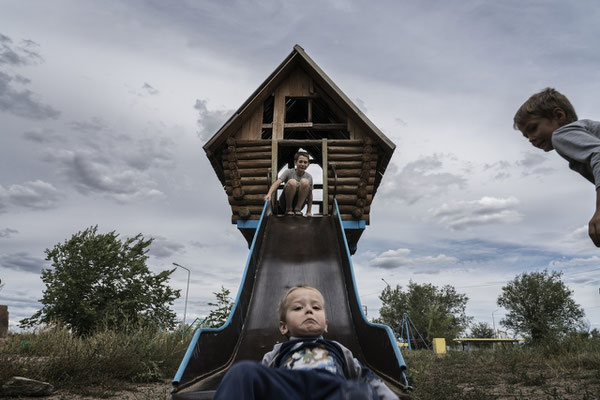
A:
[[592, 189, 600, 247], [264, 193, 271, 201], [589, 210, 600, 247]]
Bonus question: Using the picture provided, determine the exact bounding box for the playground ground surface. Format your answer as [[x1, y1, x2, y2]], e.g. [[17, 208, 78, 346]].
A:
[[9, 348, 600, 400], [3, 330, 598, 399]]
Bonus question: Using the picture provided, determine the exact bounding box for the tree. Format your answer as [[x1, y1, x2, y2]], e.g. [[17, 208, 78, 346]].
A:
[[20, 226, 180, 335], [470, 321, 495, 338], [376, 281, 471, 343], [497, 269, 585, 343], [202, 286, 234, 328]]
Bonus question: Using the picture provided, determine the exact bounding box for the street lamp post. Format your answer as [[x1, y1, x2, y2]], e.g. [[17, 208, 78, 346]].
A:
[[173, 263, 190, 327], [492, 308, 500, 338]]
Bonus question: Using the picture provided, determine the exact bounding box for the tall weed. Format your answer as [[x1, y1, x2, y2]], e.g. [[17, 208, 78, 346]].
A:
[[0, 323, 192, 390]]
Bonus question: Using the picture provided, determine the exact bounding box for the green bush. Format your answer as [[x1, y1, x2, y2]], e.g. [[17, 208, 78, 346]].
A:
[[402, 335, 600, 399], [0, 323, 192, 391]]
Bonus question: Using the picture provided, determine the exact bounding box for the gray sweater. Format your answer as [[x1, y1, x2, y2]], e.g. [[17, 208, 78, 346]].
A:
[[552, 119, 600, 189]]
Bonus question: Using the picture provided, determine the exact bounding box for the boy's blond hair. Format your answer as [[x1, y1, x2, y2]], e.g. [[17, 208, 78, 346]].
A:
[[278, 285, 325, 322], [513, 87, 578, 131]]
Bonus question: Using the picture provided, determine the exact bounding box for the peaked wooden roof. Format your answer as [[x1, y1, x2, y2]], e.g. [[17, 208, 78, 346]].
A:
[[203, 45, 395, 157]]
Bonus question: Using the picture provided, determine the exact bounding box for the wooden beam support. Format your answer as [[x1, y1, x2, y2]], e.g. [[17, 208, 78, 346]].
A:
[[283, 122, 347, 131], [322, 138, 328, 215], [271, 139, 278, 183]]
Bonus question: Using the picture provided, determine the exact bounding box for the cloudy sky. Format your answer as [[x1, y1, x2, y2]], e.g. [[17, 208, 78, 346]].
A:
[[1, 0, 599, 335]]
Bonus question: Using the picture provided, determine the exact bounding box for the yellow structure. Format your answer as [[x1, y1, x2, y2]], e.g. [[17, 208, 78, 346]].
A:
[[432, 338, 446, 354]]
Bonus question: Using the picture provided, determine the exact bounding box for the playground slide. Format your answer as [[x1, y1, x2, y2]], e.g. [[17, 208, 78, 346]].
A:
[[171, 201, 409, 399]]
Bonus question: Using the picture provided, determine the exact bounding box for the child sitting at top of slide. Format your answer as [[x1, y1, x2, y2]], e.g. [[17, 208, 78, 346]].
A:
[[264, 151, 313, 216]]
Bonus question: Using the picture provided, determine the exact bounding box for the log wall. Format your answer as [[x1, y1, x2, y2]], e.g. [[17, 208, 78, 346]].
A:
[[222, 138, 378, 223], [218, 65, 381, 223]]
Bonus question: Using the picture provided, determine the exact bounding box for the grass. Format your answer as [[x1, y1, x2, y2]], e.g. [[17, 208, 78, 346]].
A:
[[403, 336, 600, 399], [2, 328, 599, 399], [0, 324, 191, 397]]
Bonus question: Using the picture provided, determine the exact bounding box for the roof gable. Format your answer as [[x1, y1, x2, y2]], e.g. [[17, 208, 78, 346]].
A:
[[203, 45, 395, 157]]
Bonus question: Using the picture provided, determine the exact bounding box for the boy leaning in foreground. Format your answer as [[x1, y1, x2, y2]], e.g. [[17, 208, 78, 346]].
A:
[[514, 87, 600, 247], [213, 286, 399, 400]]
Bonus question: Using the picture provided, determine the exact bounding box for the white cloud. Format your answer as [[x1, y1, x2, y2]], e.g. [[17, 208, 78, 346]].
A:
[[194, 99, 233, 141], [431, 196, 523, 231], [369, 247, 458, 270], [379, 154, 467, 204], [0, 180, 63, 212], [548, 256, 600, 268]]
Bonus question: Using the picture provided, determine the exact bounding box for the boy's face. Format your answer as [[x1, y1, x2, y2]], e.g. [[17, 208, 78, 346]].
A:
[[279, 288, 328, 337], [294, 155, 309, 172], [520, 109, 565, 152]]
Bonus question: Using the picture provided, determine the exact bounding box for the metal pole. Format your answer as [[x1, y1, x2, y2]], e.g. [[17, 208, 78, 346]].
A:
[[173, 263, 190, 327], [492, 308, 500, 338]]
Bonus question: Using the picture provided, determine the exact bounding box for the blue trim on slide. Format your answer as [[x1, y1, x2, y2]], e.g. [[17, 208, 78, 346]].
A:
[[173, 201, 270, 384], [333, 200, 407, 370]]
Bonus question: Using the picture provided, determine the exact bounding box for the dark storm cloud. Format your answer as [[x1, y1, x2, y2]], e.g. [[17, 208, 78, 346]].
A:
[[194, 99, 232, 140], [142, 82, 159, 95], [39, 117, 175, 202], [0, 34, 43, 66], [0, 71, 60, 120], [516, 152, 549, 168], [0, 228, 18, 238], [148, 236, 185, 259], [0, 252, 47, 273], [23, 127, 62, 143], [0, 34, 59, 120]]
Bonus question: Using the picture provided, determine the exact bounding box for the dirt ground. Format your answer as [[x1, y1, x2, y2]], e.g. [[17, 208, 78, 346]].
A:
[[6, 381, 172, 400]]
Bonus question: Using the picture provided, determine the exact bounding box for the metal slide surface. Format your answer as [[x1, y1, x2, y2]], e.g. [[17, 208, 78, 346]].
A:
[[172, 203, 408, 399]]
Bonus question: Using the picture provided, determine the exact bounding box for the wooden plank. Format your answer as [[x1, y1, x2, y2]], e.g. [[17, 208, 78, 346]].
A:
[[330, 185, 374, 194], [231, 205, 265, 213], [328, 154, 378, 161], [328, 177, 375, 185], [337, 205, 371, 213], [328, 146, 377, 153], [234, 140, 272, 147], [330, 161, 377, 169], [326, 139, 365, 145], [225, 168, 270, 177], [330, 169, 375, 177], [329, 195, 372, 204], [339, 214, 369, 221], [236, 104, 263, 140], [228, 195, 268, 205], [226, 177, 270, 186], [234, 152, 271, 160], [288, 68, 312, 96], [271, 139, 278, 184], [232, 215, 261, 222], [272, 86, 285, 140], [223, 160, 271, 169], [283, 122, 347, 130], [235, 145, 272, 153], [277, 139, 324, 147], [322, 138, 328, 215], [231, 185, 269, 194]]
